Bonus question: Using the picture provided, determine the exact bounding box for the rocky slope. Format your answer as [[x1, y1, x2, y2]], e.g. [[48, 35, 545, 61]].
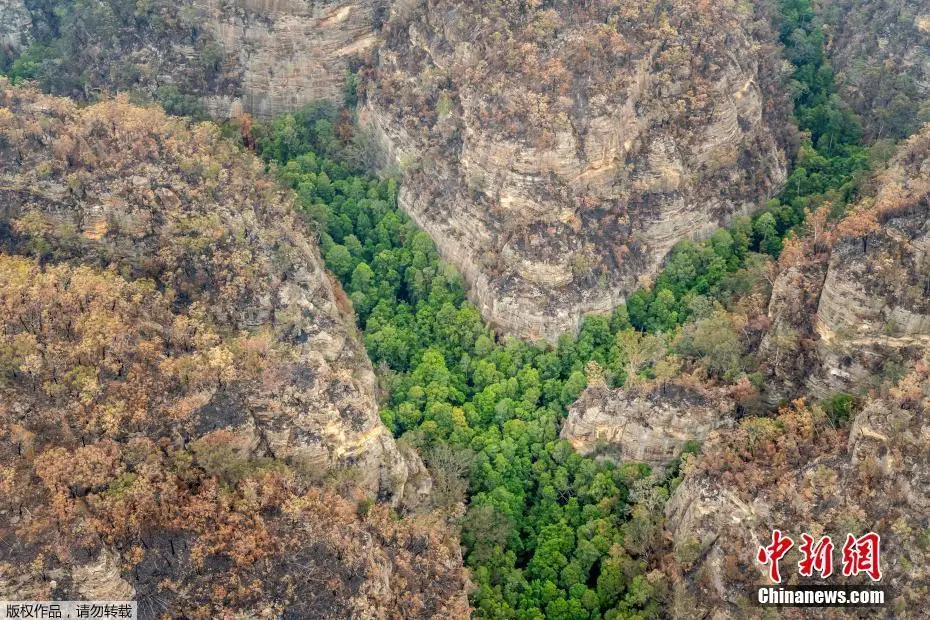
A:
[[195, 0, 385, 118], [0, 81, 466, 616], [664, 124, 930, 619], [664, 387, 929, 617], [8, 0, 383, 118], [815, 126, 930, 379], [757, 239, 832, 404], [364, 0, 792, 340], [0, 0, 30, 67], [760, 125, 930, 400], [819, 0, 930, 139], [561, 381, 735, 469], [0, 80, 414, 500]]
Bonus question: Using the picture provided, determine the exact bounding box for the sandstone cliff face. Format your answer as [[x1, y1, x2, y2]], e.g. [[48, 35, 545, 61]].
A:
[[0, 548, 135, 603], [809, 209, 930, 397], [808, 127, 930, 397], [819, 0, 930, 138], [196, 0, 384, 118], [0, 80, 410, 502], [10, 0, 381, 118], [365, 0, 792, 341], [666, 131, 930, 616], [561, 382, 735, 468], [758, 246, 830, 403], [760, 126, 930, 400]]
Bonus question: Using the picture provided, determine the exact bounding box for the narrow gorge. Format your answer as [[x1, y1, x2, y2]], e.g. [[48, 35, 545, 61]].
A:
[[1, 0, 929, 618]]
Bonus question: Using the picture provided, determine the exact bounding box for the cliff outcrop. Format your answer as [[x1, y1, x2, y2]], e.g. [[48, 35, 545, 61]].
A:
[[0, 0, 30, 66], [0, 80, 411, 499], [666, 128, 930, 617], [757, 239, 831, 403], [0, 82, 467, 616], [760, 125, 930, 400], [808, 206, 930, 397], [664, 386, 930, 617], [819, 0, 930, 139], [365, 0, 792, 341], [8, 0, 383, 118], [561, 381, 736, 468], [195, 0, 385, 118]]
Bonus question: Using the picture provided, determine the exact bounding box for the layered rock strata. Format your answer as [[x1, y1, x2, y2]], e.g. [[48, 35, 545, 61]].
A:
[[561, 382, 736, 468], [760, 125, 930, 400], [196, 0, 385, 118], [365, 0, 792, 340]]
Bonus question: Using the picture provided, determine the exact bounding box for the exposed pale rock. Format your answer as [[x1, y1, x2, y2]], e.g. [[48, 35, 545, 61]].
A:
[[0, 549, 133, 602], [0, 0, 30, 57], [761, 126, 930, 401], [561, 382, 736, 468], [6, 0, 382, 119], [664, 473, 765, 608], [71, 550, 135, 602], [395, 440, 433, 512], [757, 252, 830, 404], [366, 0, 792, 341], [817, 220, 930, 341], [196, 0, 383, 118], [807, 129, 930, 397], [674, 144, 930, 609]]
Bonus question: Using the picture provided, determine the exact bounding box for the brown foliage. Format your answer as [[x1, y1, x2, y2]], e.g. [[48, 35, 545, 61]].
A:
[[0, 82, 467, 617]]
